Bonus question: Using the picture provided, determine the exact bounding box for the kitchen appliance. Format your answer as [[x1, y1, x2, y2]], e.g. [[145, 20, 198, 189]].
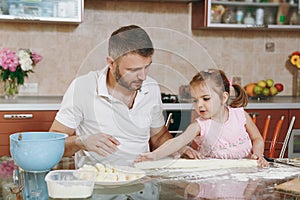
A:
[[161, 93, 179, 103], [288, 129, 300, 158], [161, 92, 191, 136], [10, 132, 68, 200]]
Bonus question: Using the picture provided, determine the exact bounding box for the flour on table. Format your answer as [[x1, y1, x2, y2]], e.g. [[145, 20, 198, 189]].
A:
[[134, 158, 257, 170]]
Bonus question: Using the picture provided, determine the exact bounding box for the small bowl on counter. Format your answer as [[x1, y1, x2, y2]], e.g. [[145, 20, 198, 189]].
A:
[[45, 170, 97, 199]]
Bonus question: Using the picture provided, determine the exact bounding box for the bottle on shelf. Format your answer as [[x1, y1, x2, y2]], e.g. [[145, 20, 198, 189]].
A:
[[244, 12, 255, 25], [256, 8, 264, 25], [236, 9, 244, 24], [222, 8, 236, 24]]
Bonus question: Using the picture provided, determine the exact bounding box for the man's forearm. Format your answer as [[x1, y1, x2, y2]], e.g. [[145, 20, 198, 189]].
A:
[[150, 126, 173, 151], [64, 135, 84, 157]]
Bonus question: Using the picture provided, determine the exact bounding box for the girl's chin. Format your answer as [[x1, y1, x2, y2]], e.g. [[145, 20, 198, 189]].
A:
[[199, 112, 209, 119]]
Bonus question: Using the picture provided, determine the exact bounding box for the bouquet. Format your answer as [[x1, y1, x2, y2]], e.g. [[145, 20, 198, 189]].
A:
[[0, 48, 42, 97], [0, 157, 17, 181]]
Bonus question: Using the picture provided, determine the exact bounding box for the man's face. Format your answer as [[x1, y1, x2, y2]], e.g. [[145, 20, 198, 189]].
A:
[[113, 53, 152, 91]]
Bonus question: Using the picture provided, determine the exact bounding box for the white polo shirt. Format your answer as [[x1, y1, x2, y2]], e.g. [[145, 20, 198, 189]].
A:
[[56, 67, 165, 167]]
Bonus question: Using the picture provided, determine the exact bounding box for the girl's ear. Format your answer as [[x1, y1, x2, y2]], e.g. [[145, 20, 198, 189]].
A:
[[222, 92, 229, 104]]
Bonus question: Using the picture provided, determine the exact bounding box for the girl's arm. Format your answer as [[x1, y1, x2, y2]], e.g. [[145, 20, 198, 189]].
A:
[[135, 122, 200, 162], [244, 111, 269, 167]]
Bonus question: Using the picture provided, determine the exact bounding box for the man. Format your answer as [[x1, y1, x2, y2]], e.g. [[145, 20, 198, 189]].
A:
[[49, 25, 173, 167]]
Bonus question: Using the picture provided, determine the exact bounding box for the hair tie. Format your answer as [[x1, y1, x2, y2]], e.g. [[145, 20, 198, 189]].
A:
[[228, 79, 232, 87]]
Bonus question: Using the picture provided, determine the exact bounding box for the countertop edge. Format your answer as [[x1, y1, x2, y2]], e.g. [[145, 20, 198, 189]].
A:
[[0, 96, 299, 111]]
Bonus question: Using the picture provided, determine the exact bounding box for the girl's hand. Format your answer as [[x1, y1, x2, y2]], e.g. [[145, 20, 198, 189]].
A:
[[134, 152, 156, 163], [251, 154, 269, 168], [181, 146, 201, 159]]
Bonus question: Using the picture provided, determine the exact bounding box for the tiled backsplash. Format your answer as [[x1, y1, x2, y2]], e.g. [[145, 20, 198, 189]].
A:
[[0, 0, 299, 96]]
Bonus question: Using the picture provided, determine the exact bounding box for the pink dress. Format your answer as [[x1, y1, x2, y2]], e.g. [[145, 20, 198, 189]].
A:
[[193, 107, 252, 159]]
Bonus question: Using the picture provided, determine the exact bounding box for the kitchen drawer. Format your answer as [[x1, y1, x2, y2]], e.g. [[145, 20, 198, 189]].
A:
[[0, 111, 57, 122], [0, 110, 57, 156], [0, 122, 54, 145]]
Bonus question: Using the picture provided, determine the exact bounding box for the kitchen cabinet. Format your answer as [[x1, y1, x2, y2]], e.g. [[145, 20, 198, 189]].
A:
[[0, 110, 57, 156], [246, 109, 290, 158], [0, 0, 83, 24], [192, 0, 300, 30]]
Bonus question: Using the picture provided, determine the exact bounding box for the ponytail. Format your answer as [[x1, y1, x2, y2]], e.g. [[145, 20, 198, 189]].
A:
[[230, 83, 248, 108]]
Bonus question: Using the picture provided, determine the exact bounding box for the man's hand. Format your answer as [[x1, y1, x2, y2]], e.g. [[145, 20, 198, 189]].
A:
[[77, 133, 120, 157]]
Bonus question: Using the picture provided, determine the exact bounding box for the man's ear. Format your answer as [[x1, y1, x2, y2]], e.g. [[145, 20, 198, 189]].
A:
[[106, 56, 114, 69]]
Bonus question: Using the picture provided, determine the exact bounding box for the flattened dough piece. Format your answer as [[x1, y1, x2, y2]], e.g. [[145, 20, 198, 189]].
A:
[[134, 158, 257, 170]]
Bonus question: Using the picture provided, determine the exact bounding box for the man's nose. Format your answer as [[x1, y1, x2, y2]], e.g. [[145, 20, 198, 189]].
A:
[[138, 68, 147, 80]]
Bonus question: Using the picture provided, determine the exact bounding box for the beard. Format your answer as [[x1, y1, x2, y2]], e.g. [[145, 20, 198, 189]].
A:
[[114, 66, 143, 91]]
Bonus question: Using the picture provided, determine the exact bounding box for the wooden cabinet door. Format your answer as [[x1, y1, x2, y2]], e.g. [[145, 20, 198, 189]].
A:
[[246, 109, 289, 158], [0, 110, 57, 156]]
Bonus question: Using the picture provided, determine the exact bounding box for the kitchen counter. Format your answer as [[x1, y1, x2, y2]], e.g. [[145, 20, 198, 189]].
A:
[[0, 96, 299, 111]]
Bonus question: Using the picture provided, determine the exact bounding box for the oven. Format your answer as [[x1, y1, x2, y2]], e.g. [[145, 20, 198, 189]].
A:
[[288, 129, 300, 158], [161, 93, 192, 137]]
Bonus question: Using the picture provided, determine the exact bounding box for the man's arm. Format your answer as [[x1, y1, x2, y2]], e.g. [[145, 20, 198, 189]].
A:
[[149, 125, 173, 151], [49, 120, 83, 157], [50, 120, 120, 157]]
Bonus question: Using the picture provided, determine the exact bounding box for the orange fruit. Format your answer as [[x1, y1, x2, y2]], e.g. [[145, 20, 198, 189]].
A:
[[244, 83, 257, 97]]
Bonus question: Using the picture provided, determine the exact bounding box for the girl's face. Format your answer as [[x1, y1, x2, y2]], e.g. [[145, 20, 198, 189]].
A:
[[190, 81, 227, 121]]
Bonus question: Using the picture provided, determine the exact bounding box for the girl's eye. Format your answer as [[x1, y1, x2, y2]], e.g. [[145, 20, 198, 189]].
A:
[[203, 97, 210, 101], [192, 99, 198, 103]]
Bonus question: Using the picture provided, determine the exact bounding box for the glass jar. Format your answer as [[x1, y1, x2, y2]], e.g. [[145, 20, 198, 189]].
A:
[[244, 12, 255, 25]]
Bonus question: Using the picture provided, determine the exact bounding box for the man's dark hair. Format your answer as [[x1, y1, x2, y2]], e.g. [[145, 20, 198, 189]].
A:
[[108, 25, 154, 61]]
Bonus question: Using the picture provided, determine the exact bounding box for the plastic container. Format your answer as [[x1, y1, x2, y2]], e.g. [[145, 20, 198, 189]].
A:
[[45, 170, 96, 199]]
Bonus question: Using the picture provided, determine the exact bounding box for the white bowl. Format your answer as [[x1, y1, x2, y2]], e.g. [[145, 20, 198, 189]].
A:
[[45, 170, 96, 199]]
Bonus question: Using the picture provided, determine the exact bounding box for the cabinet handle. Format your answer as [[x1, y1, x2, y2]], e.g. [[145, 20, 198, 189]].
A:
[[3, 114, 33, 119]]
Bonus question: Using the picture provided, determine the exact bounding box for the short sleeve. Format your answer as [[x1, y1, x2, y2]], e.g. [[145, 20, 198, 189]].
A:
[[55, 79, 83, 129]]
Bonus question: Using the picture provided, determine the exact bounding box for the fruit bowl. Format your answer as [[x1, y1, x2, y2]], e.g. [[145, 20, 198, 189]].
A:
[[244, 79, 283, 100]]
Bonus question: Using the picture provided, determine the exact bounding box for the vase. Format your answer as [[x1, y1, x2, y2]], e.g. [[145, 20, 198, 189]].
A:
[[3, 79, 19, 100], [292, 69, 300, 96], [298, 70, 300, 96]]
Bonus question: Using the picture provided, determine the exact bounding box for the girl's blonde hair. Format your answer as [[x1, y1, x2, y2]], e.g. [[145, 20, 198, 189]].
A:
[[189, 69, 248, 108]]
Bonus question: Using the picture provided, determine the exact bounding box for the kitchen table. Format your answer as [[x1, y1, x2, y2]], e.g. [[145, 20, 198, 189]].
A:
[[84, 163, 300, 200], [2, 157, 300, 200]]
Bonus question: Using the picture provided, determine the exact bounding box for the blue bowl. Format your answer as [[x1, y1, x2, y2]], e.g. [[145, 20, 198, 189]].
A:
[[10, 132, 68, 172]]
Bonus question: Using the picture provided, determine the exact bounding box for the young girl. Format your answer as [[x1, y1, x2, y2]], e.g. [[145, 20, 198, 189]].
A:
[[135, 69, 268, 167]]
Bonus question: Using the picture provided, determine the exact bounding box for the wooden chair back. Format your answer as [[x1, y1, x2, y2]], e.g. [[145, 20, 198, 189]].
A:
[[268, 116, 285, 158]]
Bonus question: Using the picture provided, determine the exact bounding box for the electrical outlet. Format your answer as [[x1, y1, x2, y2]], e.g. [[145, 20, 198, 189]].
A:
[[19, 83, 38, 93], [265, 42, 275, 52]]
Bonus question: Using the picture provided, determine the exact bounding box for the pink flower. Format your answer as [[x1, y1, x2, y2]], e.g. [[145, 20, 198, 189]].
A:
[[0, 48, 42, 86], [0, 160, 17, 180], [0, 48, 19, 72], [31, 51, 43, 64]]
